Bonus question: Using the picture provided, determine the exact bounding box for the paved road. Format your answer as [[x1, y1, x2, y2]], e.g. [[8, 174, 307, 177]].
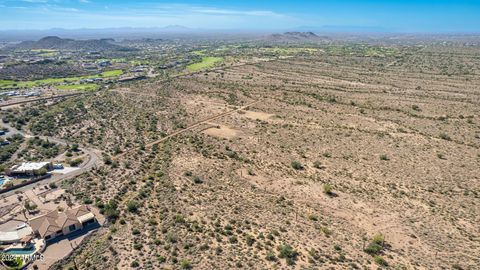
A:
[[0, 120, 99, 197], [1, 119, 22, 137]]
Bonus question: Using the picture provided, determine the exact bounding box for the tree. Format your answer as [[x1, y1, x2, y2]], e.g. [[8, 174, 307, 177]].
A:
[[70, 144, 79, 152], [36, 168, 48, 176], [103, 200, 120, 221], [69, 158, 83, 167]]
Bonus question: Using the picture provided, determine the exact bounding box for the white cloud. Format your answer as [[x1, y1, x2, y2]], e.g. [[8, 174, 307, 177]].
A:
[[1, 2, 301, 30], [20, 0, 48, 3], [54, 7, 80, 12], [191, 7, 284, 17]]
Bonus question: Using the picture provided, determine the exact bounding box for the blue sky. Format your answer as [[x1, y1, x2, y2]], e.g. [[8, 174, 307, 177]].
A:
[[1, 0, 480, 32]]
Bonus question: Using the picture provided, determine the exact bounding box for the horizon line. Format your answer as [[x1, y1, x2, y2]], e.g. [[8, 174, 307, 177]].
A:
[[1, 26, 480, 35]]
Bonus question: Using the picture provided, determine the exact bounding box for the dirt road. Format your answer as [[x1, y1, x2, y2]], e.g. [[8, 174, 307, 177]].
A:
[[114, 100, 258, 159]]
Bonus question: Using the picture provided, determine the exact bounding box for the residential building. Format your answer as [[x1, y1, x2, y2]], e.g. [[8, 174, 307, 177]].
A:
[[9, 162, 52, 176], [29, 205, 97, 242]]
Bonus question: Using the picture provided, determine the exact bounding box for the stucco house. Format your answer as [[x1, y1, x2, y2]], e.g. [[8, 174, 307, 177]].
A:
[[28, 205, 96, 242]]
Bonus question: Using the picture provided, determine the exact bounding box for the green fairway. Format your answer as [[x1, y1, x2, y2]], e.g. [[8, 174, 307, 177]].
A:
[[100, 69, 123, 77], [187, 57, 224, 71], [0, 80, 15, 88], [31, 49, 57, 53], [191, 50, 207, 56], [0, 69, 123, 89], [57, 83, 99, 91]]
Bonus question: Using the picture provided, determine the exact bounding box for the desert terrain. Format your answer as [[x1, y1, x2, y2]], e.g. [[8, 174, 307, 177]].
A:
[[4, 41, 475, 270], [0, 33, 479, 270]]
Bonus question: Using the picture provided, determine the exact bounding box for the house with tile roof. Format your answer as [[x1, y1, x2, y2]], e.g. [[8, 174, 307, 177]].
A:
[[28, 205, 96, 242]]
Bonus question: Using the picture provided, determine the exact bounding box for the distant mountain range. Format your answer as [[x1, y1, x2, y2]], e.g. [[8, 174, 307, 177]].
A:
[[0, 25, 398, 42], [266, 32, 329, 42], [4, 36, 135, 51], [0, 26, 207, 42], [3, 25, 477, 43]]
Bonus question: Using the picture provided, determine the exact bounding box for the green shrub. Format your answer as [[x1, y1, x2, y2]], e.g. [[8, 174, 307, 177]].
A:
[[180, 259, 192, 269], [83, 198, 93, 204], [103, 200, 119, 221], [103, 154, 112, 165], [69, 158, 83, 167], [37, 168, 48, 176], [379, 154, 389, 161], [439, 132, 451, 141], [265, 251, 277, 261], [166, 233, 177, 243], [374, 255, 388, 266], [246, 235, 255, 246], [365, 234, 384, 255], [291, 161, 304, 170], [193, 176, 203, 184], [70, 144, 79, 152], [322, 184, 333, 195], [175, 215, 186, 223], [278, 244, 299, 265], [365, 243, 382, 255], [229, 236, 238, 244], [372, 234, 384, 245], [126, 200, 139, 213], [320, 226, 332, 237]]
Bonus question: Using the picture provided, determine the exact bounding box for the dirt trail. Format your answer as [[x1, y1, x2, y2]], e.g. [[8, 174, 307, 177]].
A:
[[114, 100, 258, 160]]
